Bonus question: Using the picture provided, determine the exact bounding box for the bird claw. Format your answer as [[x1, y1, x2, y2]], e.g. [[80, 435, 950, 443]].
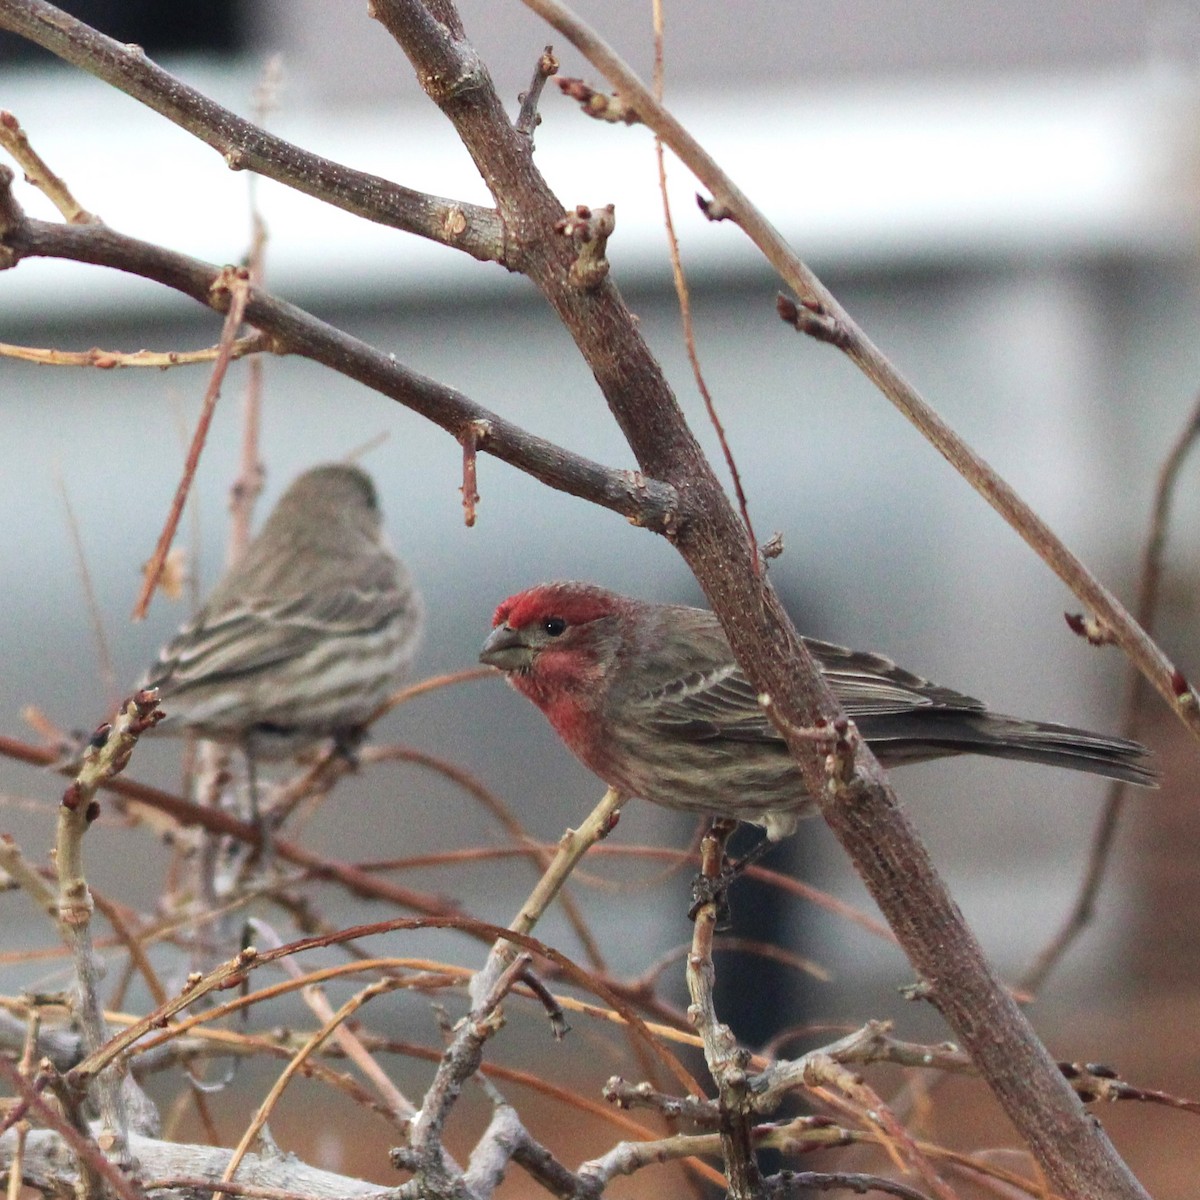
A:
[[688, 870, 734, 928], [688, 832, 775, 926], [332, 726, 368, 767]]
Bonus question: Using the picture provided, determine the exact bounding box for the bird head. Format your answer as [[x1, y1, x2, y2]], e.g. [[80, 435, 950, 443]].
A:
[[480, 582, 627, 705]]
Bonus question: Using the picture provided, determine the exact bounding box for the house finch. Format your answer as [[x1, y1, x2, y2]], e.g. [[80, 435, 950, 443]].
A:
[[480, 581, 1154, 841], [141, 463, 422, 760]]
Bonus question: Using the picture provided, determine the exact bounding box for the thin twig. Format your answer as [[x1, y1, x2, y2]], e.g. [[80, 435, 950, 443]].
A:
[[1023, 388, 1200, 993], [471, 786, 625, 1006], [650, 0, 758, 572], [0, 1059, 146, 1200], [215, 978, 402, 1200], [0, 108, 96, 223], [132, 268, 251, 619], [515, 45, 558, 139], [226, 56, 279, 567], [459, 418, 488, 526], [53, 466, 118, 708], [0, 333, 266, 368], [258, 920, 418, 1121]]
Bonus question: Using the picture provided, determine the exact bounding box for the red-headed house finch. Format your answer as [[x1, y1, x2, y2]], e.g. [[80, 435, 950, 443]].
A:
[[141, 463, 422, 761], [480, 581, 1154, 842]]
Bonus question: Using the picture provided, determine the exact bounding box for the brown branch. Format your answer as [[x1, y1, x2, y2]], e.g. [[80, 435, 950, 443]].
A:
[[0, 1, 506, 262], [0, 332, 266, 368], [515, 45, 558, 139], [0, 184, 678, 534], [373, 4, 1155, 1196], [528, 0, 1199, 758], [53, 467, 118, 707], [0, 730, 462, 918], [0, 108, 96, 223], [687, 820, 761, 1200], [648, 5, 758, 574], [458, 418, 487, 526], [0, 1059, 147, 1200], [0, 4, 1164, 1195]]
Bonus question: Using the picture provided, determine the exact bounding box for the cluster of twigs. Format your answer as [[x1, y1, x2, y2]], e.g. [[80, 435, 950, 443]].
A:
[[5, 699, 1197, 1200], [0, 2, 1198, 1199]]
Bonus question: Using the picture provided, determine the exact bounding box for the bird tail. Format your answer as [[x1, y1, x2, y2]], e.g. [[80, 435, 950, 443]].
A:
[[861, 713, 1157, 786]]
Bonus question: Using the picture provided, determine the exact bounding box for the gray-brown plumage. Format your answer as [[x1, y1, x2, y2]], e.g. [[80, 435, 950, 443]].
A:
[[482, 582, 1155, 841], [143, 463, 422, 759]]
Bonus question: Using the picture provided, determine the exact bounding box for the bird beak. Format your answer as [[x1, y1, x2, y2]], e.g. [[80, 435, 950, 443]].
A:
[[479, 624, 532, 671]]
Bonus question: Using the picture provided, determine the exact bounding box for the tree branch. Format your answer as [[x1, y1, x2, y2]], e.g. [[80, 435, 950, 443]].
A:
[[0, 1, 1161, 1194], [370, 5, 1154, 1197], [0, 0, 506, 262], [0, 173, 679, 535], [530, 0, 1200, 752]]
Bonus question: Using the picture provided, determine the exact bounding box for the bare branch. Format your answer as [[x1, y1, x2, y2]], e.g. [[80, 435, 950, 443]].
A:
[[524, 0, 1200, 755], [515, 46, 558, 139], [0, 0, 505, 261], [0, 108, 96, 223], [0, 186, 679, 535], [132, 266, 250, 619]]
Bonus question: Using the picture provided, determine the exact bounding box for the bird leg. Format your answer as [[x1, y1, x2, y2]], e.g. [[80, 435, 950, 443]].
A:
[[688, 817, 765, 926], [240, 748, 273, 873]]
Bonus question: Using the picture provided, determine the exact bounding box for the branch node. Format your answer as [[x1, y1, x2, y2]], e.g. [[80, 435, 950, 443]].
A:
[[207, 264, 250, 308], [1064, 610, 1116, 646], [516, 45, 559, 138], [556, 77, 640, 125], [776, 292, 851, 348], [696, 193, 730, 222], [555, 203, 615, 288]]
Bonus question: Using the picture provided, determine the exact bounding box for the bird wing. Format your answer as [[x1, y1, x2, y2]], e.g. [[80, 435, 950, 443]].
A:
[[146, 559, 412, 691], [638, 634, 986, 746]]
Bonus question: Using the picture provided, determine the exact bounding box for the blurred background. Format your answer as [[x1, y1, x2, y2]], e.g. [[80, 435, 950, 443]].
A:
[[2, 0, 1200, 1193]]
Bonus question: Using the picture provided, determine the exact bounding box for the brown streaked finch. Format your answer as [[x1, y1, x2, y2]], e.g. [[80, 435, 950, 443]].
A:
[[141, 463, 423, 761], [479, 581, 1154, 842]]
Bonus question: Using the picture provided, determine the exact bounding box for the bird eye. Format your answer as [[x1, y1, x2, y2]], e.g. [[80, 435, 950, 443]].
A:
[[543, 617, 567, 637]]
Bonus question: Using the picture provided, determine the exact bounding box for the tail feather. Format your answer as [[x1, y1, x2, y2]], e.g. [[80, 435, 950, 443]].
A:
[[859, 712, 1156, 787]]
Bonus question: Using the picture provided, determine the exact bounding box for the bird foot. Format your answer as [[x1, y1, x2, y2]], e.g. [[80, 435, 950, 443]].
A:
[[687, 832, 774, 926]]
